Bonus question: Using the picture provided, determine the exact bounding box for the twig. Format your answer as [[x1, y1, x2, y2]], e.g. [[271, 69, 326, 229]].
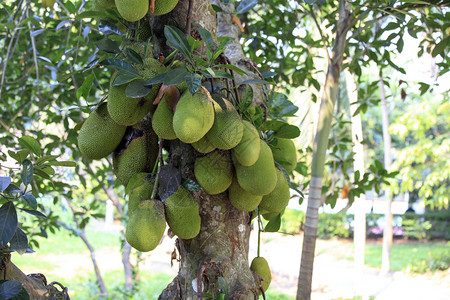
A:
[[27, 12, 40, 105], [185, 0, 194, 37], [222, 55, 241, 105]]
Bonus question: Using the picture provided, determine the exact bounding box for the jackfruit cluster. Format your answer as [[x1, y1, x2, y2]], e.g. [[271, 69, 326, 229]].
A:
[[114, 0, 179, 22]]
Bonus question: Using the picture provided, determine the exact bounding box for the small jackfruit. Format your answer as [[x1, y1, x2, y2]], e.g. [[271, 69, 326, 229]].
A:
[[271, 138, 297, 173], [232, 120, 260, 166], [77, 102, 126, 160], [125, 199, 166, 252], [206, 97, 244, 150], [228, 177, 262, 212], [192, 135, 216, 154], [115, 0, 149, 22], [259, 168, 290, 213], [113, 119, 158, 185], [164, 186, 201, 239], [194, 151, 233, 195], [234, 141, 277, 196], [173, 87, 214, 143], [250, 257, 272, 293], [152, 94, 177, 140], [150, 0, 179, 15], [127, 173, 155, 216]]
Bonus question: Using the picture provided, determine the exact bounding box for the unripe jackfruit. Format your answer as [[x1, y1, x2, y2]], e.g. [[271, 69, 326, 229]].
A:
[[259, 168, 290, 213], [228, 177, 262, 212], [152, 95, 177, 140], [192, 135, 215, 154], [173, 87, 214, 143], [164, 186, 201, 239], [150, 0, 179, 15], [232, 120, 260, 166], [271, 138, 297, 173], [115, 0, 149, 22], [125, 199, 166, 252], [127, 173, 155, 216], [234, 141, 277, 196], [77, 102, 126, 160], [194, 151, 233, 195], [250, 257, 271, 293]]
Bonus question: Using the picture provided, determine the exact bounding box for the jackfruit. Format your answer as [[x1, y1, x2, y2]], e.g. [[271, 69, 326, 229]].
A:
[[164, 186, 201, 239], [173, 87, 214, 143], [150, 0, 179, 16], [228, 177, 262, 212], [261, 209, 284, 221], [206, 97, 244, 150], [259, 168, 290, 213], [152, 93, 177, 140], [192, 135, 215, 154], [271, 138, 297, 173], [108, 58, 165, 126], [234, 141, 277, 196], [125, 199, 166, 252], [194, 151, 233, 195], [250, 257, 271, 293], [232, 120, 260, 166], [115, 0, 149, 22], [113, 119, 158, 185], [127, 173, 155, 216], [77, 102, 126, 160]]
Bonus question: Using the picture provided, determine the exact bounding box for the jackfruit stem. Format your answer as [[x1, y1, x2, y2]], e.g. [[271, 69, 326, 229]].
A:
[[151, 137, 164, 200], [257, 208, 261, 258]]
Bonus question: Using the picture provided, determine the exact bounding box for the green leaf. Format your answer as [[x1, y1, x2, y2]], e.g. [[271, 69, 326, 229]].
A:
[[185, 73, 202, 95], [236, 0, 258, 14], [0, 202, 18, 247], [0, 177, 11, 193], [10, 228, 29, 255], [76, 73, 95, 100], [198, 28, 214, 51], [20, 209, 47, 219], [265, 214, 281, 232], [164, 68, 189, 86], [238, 79, 271, 85], [261, 71, 277, 78], [33, 169, 51, 180], [113, 73, 142, 86], [18, 136, 41, 156], [34, 166, 55, 176], [0, 280, 22, 299], [124, 48, 143, 65], [397, 37, 404, 53], [43, 161, 77, 167], [143, 73, 166, 86], [181, 178, 202, 191], [431, 37, 449, 58], [164, 25, 192, 63], [213, 64, 247, 75], [35, 155, 59, 165], [100, 58, 141, 77], [21, 160, 33, 186], [274, 124, 300, 139], [95, 38, 120, 54], [98, 20, 122, 36], [211, 4, 222, 12], [125, 80, 152, 98], [22, 193, 37, 210], [7, 150, 29, 164]]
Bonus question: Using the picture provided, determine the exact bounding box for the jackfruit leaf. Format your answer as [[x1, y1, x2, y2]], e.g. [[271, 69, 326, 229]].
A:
[[3, 185, 20, 195], [211, 4, 222, 12], [163, 68, 188, 86], [0, 177, 11, 193], [185, 73, 202, 95], [261, 71, 277, 78], [158, 165, 181, 200], [34, 165, 55, 176], [0, 280, 23, 300], [214, 64, 247, 76], [21, 160, 33, 186], [22, 193, 37, 210], [33, 169, 51, 180], [144, 73, 166, 86], [10, 227, 29, 255], [7, 150, 28, 164], [238, 79, 271, 86], [20, 208, 47, 219], [76, 73, 95, 100], [188, 36, 202, 50], [432, 37, 449, 58], [236, 0, 257, 14], [18, 136, 41, 156], [95, 38, 120, 54], [201, 69, 233, 80], [44, 161, 77, 167], [198, 28, 214, 51], [76, 11, 111, 19], [181, 178, 202, 191], [264, 214, 281, 232], [164, 25, 193, 63], [273, 124, 300, 139], [113, 73, 142, 86], [35, 155, 59, 165], [125, 80, 152, 98], [124, 48, 143, 65], [101, 58, 141, 77], [0, 202, 18, 247], [98, 20, 122, 36]]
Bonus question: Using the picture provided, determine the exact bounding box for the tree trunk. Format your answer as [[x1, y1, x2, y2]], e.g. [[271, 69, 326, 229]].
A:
[[379, 75, 393, 275], [297, 2, 353, 299], [345, 69, 367, 297]]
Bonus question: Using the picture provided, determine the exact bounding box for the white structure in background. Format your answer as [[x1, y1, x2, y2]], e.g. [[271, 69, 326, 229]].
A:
[[105, 199, 114, 226]]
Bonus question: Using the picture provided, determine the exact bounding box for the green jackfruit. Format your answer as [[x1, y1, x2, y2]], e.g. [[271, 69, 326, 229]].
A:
[[77, 102, 126, 160], [127, 173, 155, 216], [173, 87, 214, 143], [194, 151, 233, 195], [192, 135, 215, 154], [250, 257, 271, 293], [164, 186, 201, 239], [125, 199, 166, 252], [262, 209, 284, 221], [234, 141, 277, 196], [259, 168, 290, 213], [115, 0, 149, 22], [271, 138, 297, 173], [150, 0, 179, 15], [228, 177, 262, 212], [113, 119, 158, 185], [152, 95, 177, 140], [232, 120, 260, 166], [206, 97, 244, 150]]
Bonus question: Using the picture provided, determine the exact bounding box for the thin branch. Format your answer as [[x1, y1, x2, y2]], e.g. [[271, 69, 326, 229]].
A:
[[185, 0, 195, 36], [27, 14, 40, 104], [303, 3, 332, 63]]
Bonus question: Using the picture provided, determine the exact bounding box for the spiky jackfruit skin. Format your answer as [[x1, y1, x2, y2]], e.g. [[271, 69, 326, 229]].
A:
[[150, 0, 179, 15], [234, 141, 277, 196], [108, 59, 165, 126], [271, 138, 297, 173], [77, 103, 126, 160], [232, 120, 260, 166], [113, 120, 158, 185], [192, 135, 216, 154], [206, 98, 244, 150], [125, 199, 166, 252], [173, 88, 214, 143], [115, 0, 149, 22], [250, 257, 272, 293], [127, 173, 154, 216], [259, 168, 290, 213], [152, 96, 177, 140], [164, 186, 201, 239], [228, 177, 262, 212], [194, 151, 233, 195]]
